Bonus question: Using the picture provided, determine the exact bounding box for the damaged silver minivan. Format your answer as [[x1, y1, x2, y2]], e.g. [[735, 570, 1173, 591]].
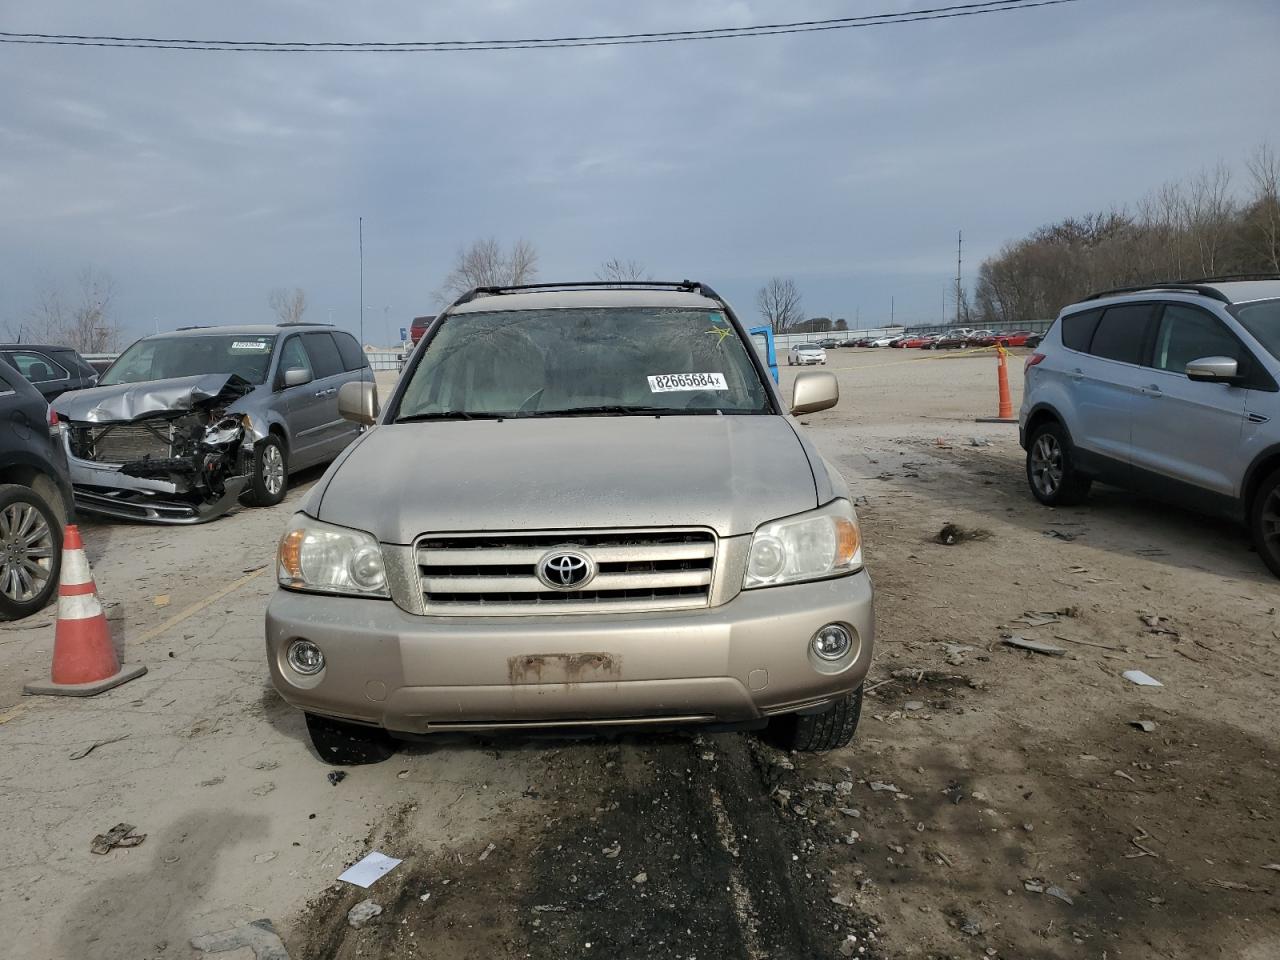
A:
[[266, 281, 875, 764], [53, 324, 370, 523]]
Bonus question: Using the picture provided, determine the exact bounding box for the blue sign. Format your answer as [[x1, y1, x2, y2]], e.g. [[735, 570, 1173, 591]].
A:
[[399, 327, 407, 341]]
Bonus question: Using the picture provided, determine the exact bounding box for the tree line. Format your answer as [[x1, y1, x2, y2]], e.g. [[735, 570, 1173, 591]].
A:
[[973, 144, 1280, 326]]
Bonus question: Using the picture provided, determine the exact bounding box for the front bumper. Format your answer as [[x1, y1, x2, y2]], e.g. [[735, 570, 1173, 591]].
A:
[[63, 434, 250, 524], [266, 571, 874, 734]]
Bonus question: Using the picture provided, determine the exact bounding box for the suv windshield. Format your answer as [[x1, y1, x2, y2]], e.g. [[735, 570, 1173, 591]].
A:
[[100, 334, 277, 386], [1230, 299, 1280, 361], [396, 307, 772, 419]]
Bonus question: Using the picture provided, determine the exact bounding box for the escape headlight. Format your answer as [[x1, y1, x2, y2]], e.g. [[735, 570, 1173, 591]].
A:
[[743, 499, 863, 589], [277, 515, 389, 598]]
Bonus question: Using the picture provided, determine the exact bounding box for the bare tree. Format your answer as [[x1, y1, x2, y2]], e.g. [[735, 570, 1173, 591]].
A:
[[756, 277, 804, 333], [1246, 142, 1280, 273], [437, 238, 539, 301], [18, 268, 120, 351], [595, 258, 650, 284], [1184, 162, 1237, 276], [268, 287, 308, 324]]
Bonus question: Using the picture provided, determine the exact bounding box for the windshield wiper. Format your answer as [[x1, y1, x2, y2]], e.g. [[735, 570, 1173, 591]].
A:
[[395, 411, 513, 423], [534, 405, 681, 417]]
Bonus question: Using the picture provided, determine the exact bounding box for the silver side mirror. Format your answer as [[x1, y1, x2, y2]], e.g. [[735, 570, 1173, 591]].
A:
[[338, 380, 379, 425], [1185, 356, 1239, 383], [283, 366, 312, 388], [790, 371, 839, 415]]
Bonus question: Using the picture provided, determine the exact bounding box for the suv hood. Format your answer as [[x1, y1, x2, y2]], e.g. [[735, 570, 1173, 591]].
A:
[[318, 415, 818, 542], [52, 374, 253, 423]]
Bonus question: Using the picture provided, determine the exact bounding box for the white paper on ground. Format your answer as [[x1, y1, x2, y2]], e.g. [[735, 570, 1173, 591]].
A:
[[1122, 669, 1163, 687], [338, 851, 403, 888]]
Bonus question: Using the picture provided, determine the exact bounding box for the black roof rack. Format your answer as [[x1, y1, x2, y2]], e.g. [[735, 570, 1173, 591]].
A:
[[175, 325, 210, 331], [1174, 273, 1280, 284], [454, 279, 722, 304], [1081, 282, 1232, 304]]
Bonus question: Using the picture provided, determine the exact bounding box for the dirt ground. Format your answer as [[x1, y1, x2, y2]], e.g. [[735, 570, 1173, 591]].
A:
[[1, 349, 1277, 960]]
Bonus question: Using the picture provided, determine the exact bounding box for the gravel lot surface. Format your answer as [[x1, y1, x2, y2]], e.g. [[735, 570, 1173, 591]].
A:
[[1, 349, 1276, 959]]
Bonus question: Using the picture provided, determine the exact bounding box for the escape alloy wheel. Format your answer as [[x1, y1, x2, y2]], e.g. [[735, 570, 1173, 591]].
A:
[[1025, 422, 1091, 507], [0, 483, 62, 621], [1249, 467, 1280, 579]]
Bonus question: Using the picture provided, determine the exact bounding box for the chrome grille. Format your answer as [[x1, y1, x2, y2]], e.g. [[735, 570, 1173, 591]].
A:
[[417, 529, 716, 615], [71, 422, 173, 464]]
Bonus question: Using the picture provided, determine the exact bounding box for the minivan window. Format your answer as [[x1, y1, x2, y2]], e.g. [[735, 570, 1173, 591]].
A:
[[333, 331, 368, 372], [1230, 299, 1280, 361], [1059, 308, 1102, 351], [100, 334, 277, 386], [1088, 304, 1152, 364], [396, 307, 772, 419], [302, 333, 344, 379], [1151, 304, 1243, 373]]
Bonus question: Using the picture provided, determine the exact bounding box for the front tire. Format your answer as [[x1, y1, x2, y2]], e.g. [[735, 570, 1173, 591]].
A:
[[305, 713, 396, 765], [1026, 421, 1092, 506], [247, 435, 288, 507], [764, 687, 862, 752], [0, 483, 61, 622], [1249, 467, 1280, 578]]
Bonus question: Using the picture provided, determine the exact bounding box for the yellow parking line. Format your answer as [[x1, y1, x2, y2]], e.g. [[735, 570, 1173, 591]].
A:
[[132, 566, 269, 646]]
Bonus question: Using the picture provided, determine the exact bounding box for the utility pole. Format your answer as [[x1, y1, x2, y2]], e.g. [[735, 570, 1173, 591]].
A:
[[955, 229, 964, 325], [890, 296, 895, 326]]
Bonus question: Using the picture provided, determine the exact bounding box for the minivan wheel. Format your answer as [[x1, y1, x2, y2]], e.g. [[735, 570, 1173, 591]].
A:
[[247, 435, 288, 507], [1026, 422, 1091, 506], [1248, 467, 1280, 579], [764, 687, 863, 753], [305, 713, 396, 766], [0, 483, 62, 622]]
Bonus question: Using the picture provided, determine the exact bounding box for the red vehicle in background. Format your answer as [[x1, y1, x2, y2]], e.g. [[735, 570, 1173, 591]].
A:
[[409, 315, 435, 346], [994, 330, 1034, 347], [899, 334, 933, 348]]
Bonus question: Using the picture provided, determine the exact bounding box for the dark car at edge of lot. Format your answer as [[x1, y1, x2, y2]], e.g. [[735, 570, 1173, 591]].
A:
[[0, 344, 99, 401], [0, 365, 73, 619]]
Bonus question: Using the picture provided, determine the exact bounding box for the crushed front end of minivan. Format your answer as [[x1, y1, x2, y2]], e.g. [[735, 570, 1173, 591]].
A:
[[54, 373, 261, 523]]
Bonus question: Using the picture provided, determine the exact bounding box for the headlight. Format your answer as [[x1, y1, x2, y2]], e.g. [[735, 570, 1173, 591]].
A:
[[743, 499, 862, 589], [277, 516, 389, 598]]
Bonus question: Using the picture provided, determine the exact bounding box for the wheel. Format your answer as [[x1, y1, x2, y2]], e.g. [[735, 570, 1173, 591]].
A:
[[1249, 467, 1280, 578], [764, 687, 863, 752], [1026, 421, 1092, 506], [0, 483, 62, 622], [247, 435, 288, 507], [305, 712, 396, 765]]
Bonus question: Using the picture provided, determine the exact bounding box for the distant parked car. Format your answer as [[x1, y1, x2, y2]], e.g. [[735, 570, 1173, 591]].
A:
[[1024, 332, 1044, 349], [0, 366, 73, 620], [995, 330, 1035, 347], [870, 335, 898, 348], [932, 333, 969, 349], [788, 343, 827, 365], [409, 316, 434, 346], [818, 339, 843, 349], [898, 335, 932, 348], [965, 329, 998, 346], [0, 345, 98, 401]]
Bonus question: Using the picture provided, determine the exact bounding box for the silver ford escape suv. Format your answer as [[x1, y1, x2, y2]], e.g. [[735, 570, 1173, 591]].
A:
[[265, 280, 875, 764], [1020, 277, 1280, 576]]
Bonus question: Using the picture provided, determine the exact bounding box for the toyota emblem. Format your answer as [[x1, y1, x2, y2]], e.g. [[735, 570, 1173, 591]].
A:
[[537, 549, 595, 590]]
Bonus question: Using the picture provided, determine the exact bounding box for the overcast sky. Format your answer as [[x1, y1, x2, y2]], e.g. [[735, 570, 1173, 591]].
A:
[[1, 0, 1277, 344]]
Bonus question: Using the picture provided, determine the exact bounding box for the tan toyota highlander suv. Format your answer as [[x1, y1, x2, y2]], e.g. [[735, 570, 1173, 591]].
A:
[[265, 280, 874, 764]]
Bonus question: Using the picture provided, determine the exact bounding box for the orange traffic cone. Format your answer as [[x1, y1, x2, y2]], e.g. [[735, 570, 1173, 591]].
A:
[[23, 525, 147, 697], [975, 342, 1018, 424]]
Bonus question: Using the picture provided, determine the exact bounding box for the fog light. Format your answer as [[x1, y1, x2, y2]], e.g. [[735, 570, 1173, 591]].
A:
[[811, 623, 853, 661], [287, 639, 325, 675]]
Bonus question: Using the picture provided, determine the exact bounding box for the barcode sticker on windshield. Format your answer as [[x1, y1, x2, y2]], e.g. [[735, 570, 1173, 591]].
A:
[[647, 373, 728, 393], [231, 340, 271, 351]]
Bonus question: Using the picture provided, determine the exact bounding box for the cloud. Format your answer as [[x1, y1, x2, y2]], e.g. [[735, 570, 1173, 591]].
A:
[[0, 0, 1276, 338]]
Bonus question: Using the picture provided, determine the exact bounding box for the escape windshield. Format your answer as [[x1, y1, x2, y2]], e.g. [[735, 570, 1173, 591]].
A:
[[100, 335, 277, 386], [1230, 299, 1280, 361], [396, 307, 772, 419]]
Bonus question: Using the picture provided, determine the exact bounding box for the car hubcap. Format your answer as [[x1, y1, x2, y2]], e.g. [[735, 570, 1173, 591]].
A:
[[0, 502, 53, 604], [1030, 435, 1064, 497], [263, 445, 285, 496], [1260, 488, 1280, 551]]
